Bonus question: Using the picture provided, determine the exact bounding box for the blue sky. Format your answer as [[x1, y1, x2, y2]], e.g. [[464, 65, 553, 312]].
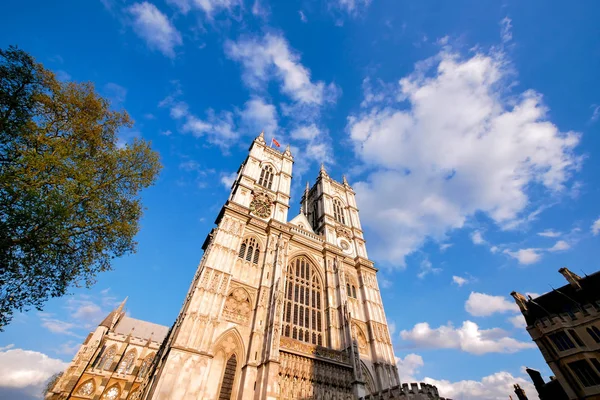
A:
[[1, 0, 600, 398]]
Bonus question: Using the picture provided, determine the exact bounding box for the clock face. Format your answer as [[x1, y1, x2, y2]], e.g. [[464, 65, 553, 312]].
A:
[[250, 197, 272, 218], [338, 238, 353, 255]]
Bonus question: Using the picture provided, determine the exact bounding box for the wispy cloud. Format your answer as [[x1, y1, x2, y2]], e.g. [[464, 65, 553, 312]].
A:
[[128, 2, 182, 58]]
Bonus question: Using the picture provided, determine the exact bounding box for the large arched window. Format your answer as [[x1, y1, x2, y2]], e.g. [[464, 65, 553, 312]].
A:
[[97, 345, 116, 371], [101, 384, 121, 400], [218, 354, 237, 400], [238, 237, 260, 264], [117, 349, 137, 374], [138, 353, 155, 379], [75, 379, 95, 397], [258, 165, 274, 189], [333, 199, 345, 225], [283, 256, 324, 346]]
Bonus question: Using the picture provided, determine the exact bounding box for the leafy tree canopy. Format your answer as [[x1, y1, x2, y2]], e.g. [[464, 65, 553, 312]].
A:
[[0, 46, 161, 329]]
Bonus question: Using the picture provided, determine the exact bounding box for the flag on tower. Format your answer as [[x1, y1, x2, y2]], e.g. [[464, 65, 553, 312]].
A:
[[271, 138, 281, 148]]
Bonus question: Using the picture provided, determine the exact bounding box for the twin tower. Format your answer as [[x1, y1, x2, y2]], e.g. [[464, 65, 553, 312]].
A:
[[48, 132, 422, 400]]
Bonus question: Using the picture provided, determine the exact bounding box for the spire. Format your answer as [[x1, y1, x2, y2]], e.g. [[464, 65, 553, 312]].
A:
[[319, 163, 327, 176], [284, 144, 292, 157], [342, 175, 349, 185], [99, 297, 128, 329], [301, 181, 309, 216], [255, 130, 266, 144]]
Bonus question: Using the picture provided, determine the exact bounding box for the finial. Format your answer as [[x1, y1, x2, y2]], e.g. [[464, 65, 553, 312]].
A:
[[558, 267, 582, 289], [302, 181, 309, 216], [320, 163, 327, 176], [342, 175, 348, 185], [255, 130, 266, 144], [259, 130, 264, 138], [510, 291, 529, 314], [284, 144, 292, 157]]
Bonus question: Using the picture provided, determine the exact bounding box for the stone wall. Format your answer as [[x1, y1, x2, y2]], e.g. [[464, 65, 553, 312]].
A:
[[360, 382, 451, 400]]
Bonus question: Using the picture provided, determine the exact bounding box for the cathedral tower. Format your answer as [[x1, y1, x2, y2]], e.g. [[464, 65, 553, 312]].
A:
[[142, 133, 399, 400]]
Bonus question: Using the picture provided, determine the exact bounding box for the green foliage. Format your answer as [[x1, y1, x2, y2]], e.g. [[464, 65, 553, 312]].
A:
[[0, 46, 161, 329]]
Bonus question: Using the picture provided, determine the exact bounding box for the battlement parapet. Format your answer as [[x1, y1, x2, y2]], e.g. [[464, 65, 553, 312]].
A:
[[360, 382, 451, 400]]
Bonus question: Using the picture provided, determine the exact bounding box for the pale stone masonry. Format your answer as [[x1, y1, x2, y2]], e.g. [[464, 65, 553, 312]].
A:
[[47, 132, 449, 400], [511, 267, 600, 399]]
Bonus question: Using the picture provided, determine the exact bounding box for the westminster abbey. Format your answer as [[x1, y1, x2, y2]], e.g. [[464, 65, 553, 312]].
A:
[[46, 132, 450, 400]]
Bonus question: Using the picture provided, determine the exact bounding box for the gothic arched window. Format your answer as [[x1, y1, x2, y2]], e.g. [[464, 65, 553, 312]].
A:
[[138, 353, 155, 379], [238, 237, 260, 264], [97, 345, 116, 371], [117, 349, 137, 374], [283, 256, 324, 346], [218, 354, 238, 400], [101, 384, 121, 400], [75, 379, 95, 397], [258, 165, 274, 190], [333, 199, 345, 225]]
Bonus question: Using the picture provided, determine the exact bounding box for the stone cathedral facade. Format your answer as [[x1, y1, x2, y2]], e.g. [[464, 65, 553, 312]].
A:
[[47, 133, 449, 400]]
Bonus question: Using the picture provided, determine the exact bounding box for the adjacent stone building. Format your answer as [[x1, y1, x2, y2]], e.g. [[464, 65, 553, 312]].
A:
[[47, 133, 449, 400], [511, 267, 600, 399]]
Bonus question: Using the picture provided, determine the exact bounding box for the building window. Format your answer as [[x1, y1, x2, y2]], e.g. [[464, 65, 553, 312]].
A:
[[333, 199, 345, 225], [218, 354, 237, 400], [258, 165, 274, 189], [282, 257, 324, 346], [347, 283, 357, 299], [238, 238, 260, 264], [549, 331, 576, 351], [591, 359, 600, 375], [97, 345, 117, 371], [568, 360, 600, 388], [587, 326, 600, 343], [138, 353, 155, 379], [75, 380, 95, 397], [568, 329, 585, 347], [117, 349, 137, 374], [101, 385, 121, 400]]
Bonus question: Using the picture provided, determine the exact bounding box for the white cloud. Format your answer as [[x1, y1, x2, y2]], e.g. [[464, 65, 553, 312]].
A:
[[239, 97, 278, 137], [395, 353, 424, 382], [400, 320, 535, 354], [471, 230, 485, 245], [440, 243, 453, 252], [500, 17, 512, 43], [39, 316, 80, 337], [166, 0, 242, 16], [465, 292, 519, 317], [103, 82, 127, 105], [331, 0, 371, 15], [548, 240, 570, 252], [424, 371, 539, 400], [220, 172, 237, 188], [225, 33, 339, 105], [592, 217, 600, 235], [591, 104, 600, 122], [291, 124, 320, 141], [0, 347, 67, 398], [346, 49, 581, 265], [417, 258, 441, 279], [299, 10, 307, 22], [251, 0, 269, 19], [508, 314, 526, 329], [452, 275, 469, 287], [503, 248, 542, 265], [128, 2, 183, 58], [537, 229, 561, 238]]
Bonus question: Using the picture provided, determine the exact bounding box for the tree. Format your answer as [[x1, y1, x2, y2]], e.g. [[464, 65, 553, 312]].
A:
[[0, 46, 161, 329], [43, 371, 63, 397]]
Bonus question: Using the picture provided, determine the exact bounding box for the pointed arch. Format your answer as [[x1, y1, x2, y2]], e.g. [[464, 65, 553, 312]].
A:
[[283, 256, 325, 346], [222, 287, 253, 325], [211, 328, 246, 363], [101, 384, 121, 400], [138, 352, 155, 378], [117, 348, 137, 374], [361, 361, 377, 395], [237, 236, 262, 265], [127, 388, 141, 400], [97, 344, 117, 371], [74, 378, 96, 397], [207, 329, 244, 400], [333, 198, 346, 225], [258, 164, 274, 189]]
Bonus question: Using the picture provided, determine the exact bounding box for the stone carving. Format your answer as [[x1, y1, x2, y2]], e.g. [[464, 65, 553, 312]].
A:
[[278, 351, 353, 400], [279, 336, 350, 364], [222, 288, 252, 325], [336, 225, 352, 240], [208, 272, 221, 293]]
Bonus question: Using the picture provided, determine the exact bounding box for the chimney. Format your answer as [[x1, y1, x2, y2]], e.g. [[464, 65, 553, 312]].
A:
[[510, 291, 529, 314], [558, 267, 581, 289]]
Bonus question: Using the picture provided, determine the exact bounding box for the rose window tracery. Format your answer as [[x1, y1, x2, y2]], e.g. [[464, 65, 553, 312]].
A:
[[75, 380, 95, 397], [222, 288, 252, 325]]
